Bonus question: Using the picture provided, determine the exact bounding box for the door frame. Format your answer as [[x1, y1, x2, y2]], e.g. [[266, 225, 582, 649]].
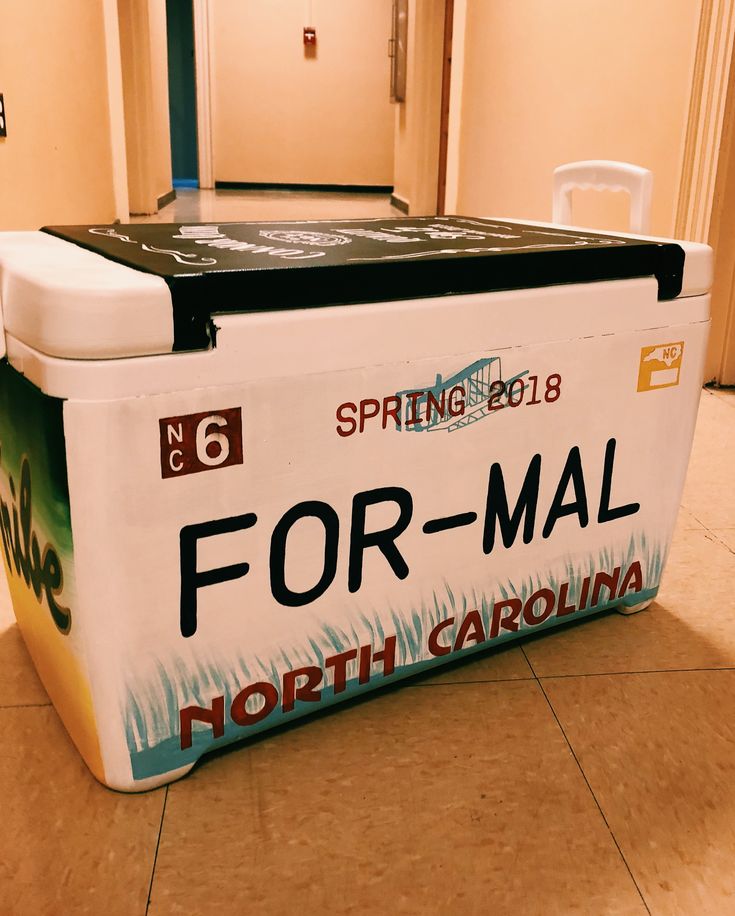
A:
[[102, 0, 130, 221], [193, 0, 214, 189], [436, 0, 454, 214], [677, 0, 735, 382], [443, 0, 466, 216]]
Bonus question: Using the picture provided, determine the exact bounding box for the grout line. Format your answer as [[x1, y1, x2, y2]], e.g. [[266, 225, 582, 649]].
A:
[[402, 638, 732, 689], [145, 784, 169, 916], [706, 387, 735, 408], [520, 643, 538, 680], [679, 503, 709, 531], [521, 645, 652, 915], [707, 530, 735, 557], [407, 675, 535, 688], [678, 507, 735, 547], [536, 665, 735, 679], [0, 702, 52, 709], [407, 666, 735, 688]]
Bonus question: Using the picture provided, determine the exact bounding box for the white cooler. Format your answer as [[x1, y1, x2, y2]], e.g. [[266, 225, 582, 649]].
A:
[[0, 216, 712, 790]]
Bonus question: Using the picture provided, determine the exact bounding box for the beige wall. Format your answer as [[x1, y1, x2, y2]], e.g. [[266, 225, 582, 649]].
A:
[[118, 0, 173, 215], [0, 0, 117, 229], [393, 0, 445, 214], [454, 0, 702, 236], [211, 0, 394, 186]]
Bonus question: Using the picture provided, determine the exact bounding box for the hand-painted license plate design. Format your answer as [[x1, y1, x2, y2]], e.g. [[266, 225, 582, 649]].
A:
[[336, 357, 562, 436], [159, 408, 243, 478], [5, 322, 706, 790]]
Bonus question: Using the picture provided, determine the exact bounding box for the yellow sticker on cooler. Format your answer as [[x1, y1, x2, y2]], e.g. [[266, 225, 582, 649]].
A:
[[637, 341, 684, 392]]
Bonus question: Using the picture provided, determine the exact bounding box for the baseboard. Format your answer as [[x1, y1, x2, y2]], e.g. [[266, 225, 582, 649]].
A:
[[157, 188, 177, 210], [214, 181, 394, 194], [390, 193, 410, 214]]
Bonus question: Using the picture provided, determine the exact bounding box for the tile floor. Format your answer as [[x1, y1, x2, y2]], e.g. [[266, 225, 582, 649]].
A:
[[133, 186, 402, 224], [3, 192, 735, 915]]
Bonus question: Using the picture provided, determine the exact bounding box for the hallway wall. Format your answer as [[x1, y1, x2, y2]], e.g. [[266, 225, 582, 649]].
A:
[[0, 0, 117, 229], [454, 0, 702, 235]]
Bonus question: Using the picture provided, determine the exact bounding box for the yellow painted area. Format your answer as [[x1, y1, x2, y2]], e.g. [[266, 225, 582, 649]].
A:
[[638, 341, 685, 392], [9, 579, 105, 782]]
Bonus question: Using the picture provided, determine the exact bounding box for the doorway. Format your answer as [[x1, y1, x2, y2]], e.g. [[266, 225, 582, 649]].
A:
[[166, 0, 198, 188], [114, 0, 455, 216]]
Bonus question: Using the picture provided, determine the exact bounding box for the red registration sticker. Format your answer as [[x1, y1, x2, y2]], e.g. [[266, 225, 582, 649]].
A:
[[159, 408, 243, 479]]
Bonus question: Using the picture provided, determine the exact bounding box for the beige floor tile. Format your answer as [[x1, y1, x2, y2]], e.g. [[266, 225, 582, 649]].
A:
[[523, 528, 735, 676], [0, 574, 49, 706], [675, 505, 705, 531], [411, 642, 533, 685], [708, 386, 735, 407], [544, 670, 735, 915], [1, 705, 165, 916], [149, 682, 645, 916], [133, 188, 400, 224], [681, 390, 735, 528], [711, 528, 735, 552]]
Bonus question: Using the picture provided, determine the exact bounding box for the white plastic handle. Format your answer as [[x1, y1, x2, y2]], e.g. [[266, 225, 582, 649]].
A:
[[552, 160, 653, 234]]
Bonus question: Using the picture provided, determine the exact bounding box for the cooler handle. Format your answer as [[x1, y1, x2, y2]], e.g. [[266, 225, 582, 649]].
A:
[[552, 160, 653, 234]]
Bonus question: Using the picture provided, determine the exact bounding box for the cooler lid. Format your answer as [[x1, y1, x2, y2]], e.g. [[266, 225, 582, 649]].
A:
[[0, 216, 709, 359]]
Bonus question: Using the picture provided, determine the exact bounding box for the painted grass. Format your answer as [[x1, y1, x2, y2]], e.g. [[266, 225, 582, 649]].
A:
[[123, 532, 664, 755]]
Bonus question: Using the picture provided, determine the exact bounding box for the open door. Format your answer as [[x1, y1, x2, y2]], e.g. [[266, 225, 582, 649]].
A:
[[392, 0, 448, 216], [166, 0, 198, 188], [117, 0, 174, 215]]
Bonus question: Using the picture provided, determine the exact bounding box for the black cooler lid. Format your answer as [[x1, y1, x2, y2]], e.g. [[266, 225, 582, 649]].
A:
[[42, 216, 685, 352]]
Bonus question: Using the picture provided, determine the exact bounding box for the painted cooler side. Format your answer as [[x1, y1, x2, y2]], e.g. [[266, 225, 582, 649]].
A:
[[44, 304, 708, 792], [0, 363, 104, 780]]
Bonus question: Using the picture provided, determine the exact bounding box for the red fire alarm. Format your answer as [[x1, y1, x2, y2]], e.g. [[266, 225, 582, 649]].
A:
[[303, 27, 316, 46]]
